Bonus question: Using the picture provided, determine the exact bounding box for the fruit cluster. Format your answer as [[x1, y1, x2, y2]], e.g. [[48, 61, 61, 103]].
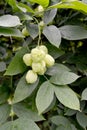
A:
[[23, 45, 55, 84]]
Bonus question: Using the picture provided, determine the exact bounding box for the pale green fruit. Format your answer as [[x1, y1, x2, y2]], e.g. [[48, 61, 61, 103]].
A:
[[38, 45, 48, 54], [9, 109, 15, 117], [22, 27, 29, 36], [31, 48, 46, 62], [39, 21, 45, 28], [38, 67, 46, 75], [32, 61, 46, 75], [77, 41, 83, 48], [35, 5, 44, 17], [23, 53, 32, 66], [37, 5, 44, 12], [13, 46, 22, 52], [26, 70, 38, 84], [7, 98, 12, 105], [44, 54, 55, 67]]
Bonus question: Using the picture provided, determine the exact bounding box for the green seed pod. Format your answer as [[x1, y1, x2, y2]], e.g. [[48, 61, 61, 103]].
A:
[[23, 53, 32, 66], [38, 67, 46, 75], [35, 5, 44, 17], [37, 5, 44, 12], [39, 21, 45, 30], [22, 27, 29, 36], [26, 70, 38, 84], [44, 54, 55, 67], [32, 61, 46, 75], [38, 45, 48, 54], [31, 48, 46, 62]]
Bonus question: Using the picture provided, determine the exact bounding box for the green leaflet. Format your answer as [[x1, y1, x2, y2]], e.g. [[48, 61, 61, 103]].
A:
[[49, 1, 87, 14], [27, 0, 49, 7], [5, 47, 29, 76], [36, 81, 54, 114], [54, 85, 80, 111], [0, 117, 40, 130]]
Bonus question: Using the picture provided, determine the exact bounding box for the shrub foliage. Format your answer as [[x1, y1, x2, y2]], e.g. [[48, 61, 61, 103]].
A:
[[0, 0, 87, 129]]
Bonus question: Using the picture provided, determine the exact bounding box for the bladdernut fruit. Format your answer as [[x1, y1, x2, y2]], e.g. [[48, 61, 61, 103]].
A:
[[37, 5, 44, 13], [31, 48, 46, 62], [23, 53, 32, 66], [32, 61, 46, 75], [37, 67, 46, 75], [22, 27, 29, 37], [23, 45, 55, 84], [44, 54, 55, 67], [38, 45, 48, 54], [26, 70, 38, 84]]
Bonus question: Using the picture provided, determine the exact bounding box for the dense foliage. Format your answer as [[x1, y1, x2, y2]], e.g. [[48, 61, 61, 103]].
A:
[[0, 0, 87, 129]]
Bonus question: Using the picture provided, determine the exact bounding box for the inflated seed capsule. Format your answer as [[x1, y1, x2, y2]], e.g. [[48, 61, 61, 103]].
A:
[[22, 27, 29, 37], [38, 45, 48, 54], [31, 48, 46, 62], [44, 54, 55, 67], [26, 70, 38, 84], [32, 61, 46, 74], [38, 67, 46, 75], [23, 53, 32, 66], [39, 21, 45, 30], [37, 5, 44, 12]]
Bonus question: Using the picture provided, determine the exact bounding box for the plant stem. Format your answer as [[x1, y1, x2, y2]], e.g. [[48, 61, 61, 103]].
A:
[[38, 23, 41, 46], [33, 17, 42, 46]]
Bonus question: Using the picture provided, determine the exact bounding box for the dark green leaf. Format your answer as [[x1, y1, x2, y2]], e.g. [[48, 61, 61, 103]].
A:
[[43, 9, 57, 24], [56, 126, 65, 130], [50, 71, 79, 85], [46, 63, 70, 76], [13, 103, 45, 121], [0, 85, 9, 104], [0, 27, 24, 37], [43, 97, 56, 114], [43, 25, 61, 48], [54, 85, 80, 110], [45, 42, 64, 59], [27, 24, 38, 39], [59, 25, 87, 40], [64, 109, 76, 116], [0, 94, 9, 104], [13, 74, 39, 103], [71, 124, 78, 130], [56, 125, 72, 130], [4, 47, 28, 76], [0, 104, 11, 125], [50, 115, 70, 126], [36, 81, 54, 114], [76, 112, 87, 129], [81, 88, 87, 100], [0, 117, 40, 130], [51, 116, 72, 130]]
